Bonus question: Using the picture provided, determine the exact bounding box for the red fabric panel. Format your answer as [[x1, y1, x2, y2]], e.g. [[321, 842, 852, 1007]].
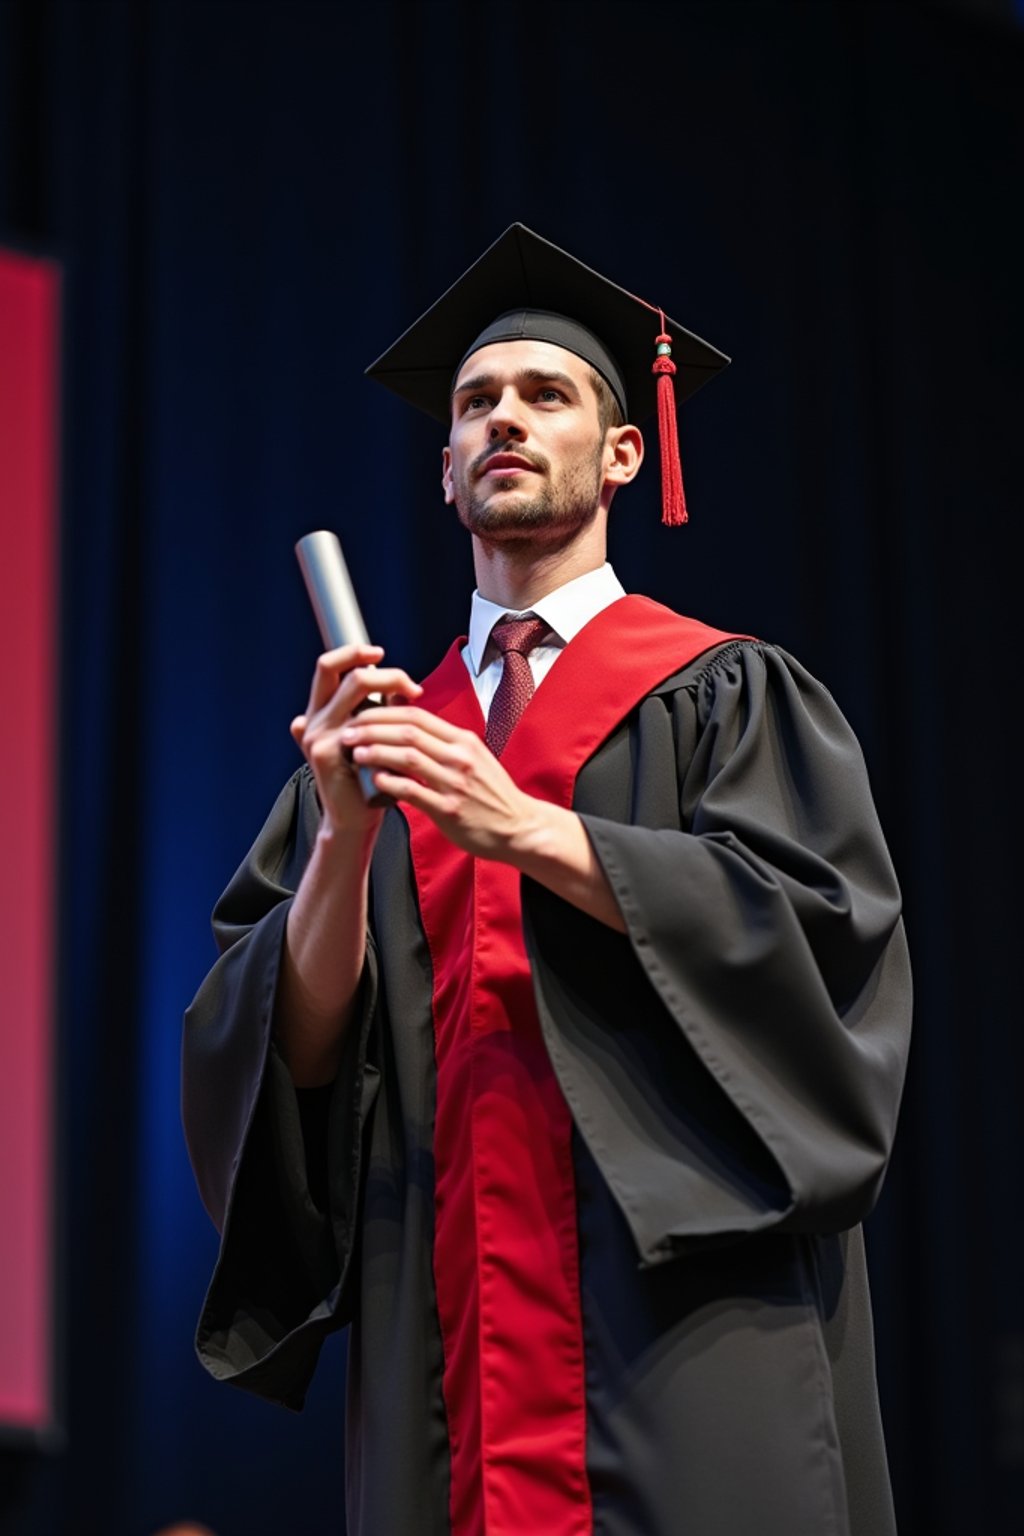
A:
[[0, 248, 61, 1433], [405, 598, 743, 1535]]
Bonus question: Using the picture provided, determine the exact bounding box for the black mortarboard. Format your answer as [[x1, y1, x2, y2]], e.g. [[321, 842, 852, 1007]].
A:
[[364, 223, 730, 525]]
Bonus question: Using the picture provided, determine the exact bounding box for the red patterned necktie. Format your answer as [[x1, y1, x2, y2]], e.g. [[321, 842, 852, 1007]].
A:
[[485, 615, 549, 757]]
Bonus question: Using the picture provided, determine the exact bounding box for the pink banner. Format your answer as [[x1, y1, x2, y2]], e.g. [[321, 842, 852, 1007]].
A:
[[0, 247, 60, 1435]]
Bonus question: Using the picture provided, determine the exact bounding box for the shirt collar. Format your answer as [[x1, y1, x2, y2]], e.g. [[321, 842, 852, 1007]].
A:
[[465, 563, 626, 676]]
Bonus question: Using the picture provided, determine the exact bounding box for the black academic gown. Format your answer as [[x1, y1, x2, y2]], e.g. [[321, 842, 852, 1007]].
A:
[[182, 630, 912, 1536]]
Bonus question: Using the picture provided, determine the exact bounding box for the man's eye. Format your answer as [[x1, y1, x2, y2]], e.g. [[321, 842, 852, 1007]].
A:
[[463, 395, 491, 412], [537, 388, 564, 403]]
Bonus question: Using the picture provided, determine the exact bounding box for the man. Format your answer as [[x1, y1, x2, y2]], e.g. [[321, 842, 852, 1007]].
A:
[[182, 225, 912, 1536]]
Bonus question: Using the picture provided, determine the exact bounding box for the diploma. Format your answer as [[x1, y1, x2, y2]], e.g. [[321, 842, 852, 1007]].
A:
[[295, 529, 389, 806]]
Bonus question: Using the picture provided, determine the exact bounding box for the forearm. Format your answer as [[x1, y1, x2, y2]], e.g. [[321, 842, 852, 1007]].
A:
[[507, 800, 627, 933], [277, 818, 379, 1087]]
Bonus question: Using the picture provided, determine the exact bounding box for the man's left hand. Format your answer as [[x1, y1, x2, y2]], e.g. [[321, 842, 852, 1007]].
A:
[[339, 705, 538, 861], [339, 705, 627, 932]]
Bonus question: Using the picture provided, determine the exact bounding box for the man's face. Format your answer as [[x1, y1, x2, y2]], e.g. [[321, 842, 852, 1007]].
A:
[[442, 339, 610, 548]]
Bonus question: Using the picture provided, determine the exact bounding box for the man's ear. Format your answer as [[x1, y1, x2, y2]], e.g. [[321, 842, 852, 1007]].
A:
[[441, 445, 455, 505], [604, 425, 644, 488]]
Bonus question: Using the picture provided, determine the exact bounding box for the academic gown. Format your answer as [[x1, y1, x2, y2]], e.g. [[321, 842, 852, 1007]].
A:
[[182, 596, 912, 1536]]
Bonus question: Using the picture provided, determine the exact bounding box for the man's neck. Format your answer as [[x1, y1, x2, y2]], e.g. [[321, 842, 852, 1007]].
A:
[[471, 528, 609, 611]]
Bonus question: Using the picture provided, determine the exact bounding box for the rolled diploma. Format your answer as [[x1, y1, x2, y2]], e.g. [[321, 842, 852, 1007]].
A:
[[294, 529, 386, 803]]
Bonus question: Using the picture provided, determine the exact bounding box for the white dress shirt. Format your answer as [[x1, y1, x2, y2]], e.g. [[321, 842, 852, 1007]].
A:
[[461, 563, 626, 721]]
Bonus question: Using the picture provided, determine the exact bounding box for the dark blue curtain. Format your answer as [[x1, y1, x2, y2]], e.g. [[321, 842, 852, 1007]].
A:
[[0, 2, 1021, 1532]]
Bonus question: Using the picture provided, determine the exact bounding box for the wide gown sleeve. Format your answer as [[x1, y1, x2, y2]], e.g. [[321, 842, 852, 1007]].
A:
[[181, 766, 380, 1408], [522, 640, 912, 1265]]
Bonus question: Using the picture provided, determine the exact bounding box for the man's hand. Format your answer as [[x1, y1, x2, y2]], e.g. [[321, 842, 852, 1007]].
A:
[[278, 647, 423, 1088], [290, 645, 423, 836], [338, 706, 536, 858], [339, 706, 627, 930]]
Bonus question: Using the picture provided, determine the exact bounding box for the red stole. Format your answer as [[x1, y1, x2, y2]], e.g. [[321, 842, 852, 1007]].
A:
[[400, 595, 741, 1536]]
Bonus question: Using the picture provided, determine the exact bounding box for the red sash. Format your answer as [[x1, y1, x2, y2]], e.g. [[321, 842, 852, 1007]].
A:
[[401, 595, 741, 1536]]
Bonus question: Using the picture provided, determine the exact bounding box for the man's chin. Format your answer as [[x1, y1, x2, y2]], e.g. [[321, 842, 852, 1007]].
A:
[[454, 473, 603, 544], [476, 479, 540, 510], [460, 492, 550, 535]]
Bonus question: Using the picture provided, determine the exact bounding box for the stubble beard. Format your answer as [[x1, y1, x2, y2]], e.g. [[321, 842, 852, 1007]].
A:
[[453, 441, 606, 549]]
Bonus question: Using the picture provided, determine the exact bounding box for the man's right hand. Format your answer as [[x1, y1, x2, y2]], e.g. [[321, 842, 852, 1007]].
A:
[[289, 643, 423, 835], [278, 644, 423, 1087]]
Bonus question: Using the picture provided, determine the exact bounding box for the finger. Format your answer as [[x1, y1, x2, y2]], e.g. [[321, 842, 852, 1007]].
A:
[[308, 667, 423, 734], [304, 644, 385, 717], [317, 642, 384, 671], [341, 720, 468, 761], [351, 741, 464, 792], [367, 769, 454, 818], [308, 728, 358, 781], [347, 705, 467, 743], [383, 685, 428, 707]]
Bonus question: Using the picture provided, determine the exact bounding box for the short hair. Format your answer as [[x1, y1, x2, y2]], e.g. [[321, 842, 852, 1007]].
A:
[[588, 367, 624, 438]]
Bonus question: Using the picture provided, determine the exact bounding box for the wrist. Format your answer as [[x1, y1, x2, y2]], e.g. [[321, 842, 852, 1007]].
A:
[[315, 813, 381, 868], [506, 798, 575, 876]]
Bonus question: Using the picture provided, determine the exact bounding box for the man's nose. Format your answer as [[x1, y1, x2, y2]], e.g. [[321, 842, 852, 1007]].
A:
[[489, 389, 527, 439]]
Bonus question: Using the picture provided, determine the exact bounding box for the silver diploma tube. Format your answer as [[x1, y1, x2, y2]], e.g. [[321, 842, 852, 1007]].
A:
[[295, 529, 388, 806]]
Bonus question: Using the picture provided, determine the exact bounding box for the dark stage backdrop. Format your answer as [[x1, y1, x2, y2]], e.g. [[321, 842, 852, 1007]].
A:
[[0, 2, 1021, 1533]]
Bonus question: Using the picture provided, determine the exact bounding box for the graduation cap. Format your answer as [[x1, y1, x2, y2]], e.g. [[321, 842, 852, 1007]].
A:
[[364, 222, 730, 525]]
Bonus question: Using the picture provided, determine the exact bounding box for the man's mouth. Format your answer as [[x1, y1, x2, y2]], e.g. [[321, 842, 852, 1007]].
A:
[[478, 453, 542, 478]]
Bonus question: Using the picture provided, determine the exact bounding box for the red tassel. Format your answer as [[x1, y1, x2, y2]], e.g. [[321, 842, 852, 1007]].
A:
[[652, 332, 688, 526]]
